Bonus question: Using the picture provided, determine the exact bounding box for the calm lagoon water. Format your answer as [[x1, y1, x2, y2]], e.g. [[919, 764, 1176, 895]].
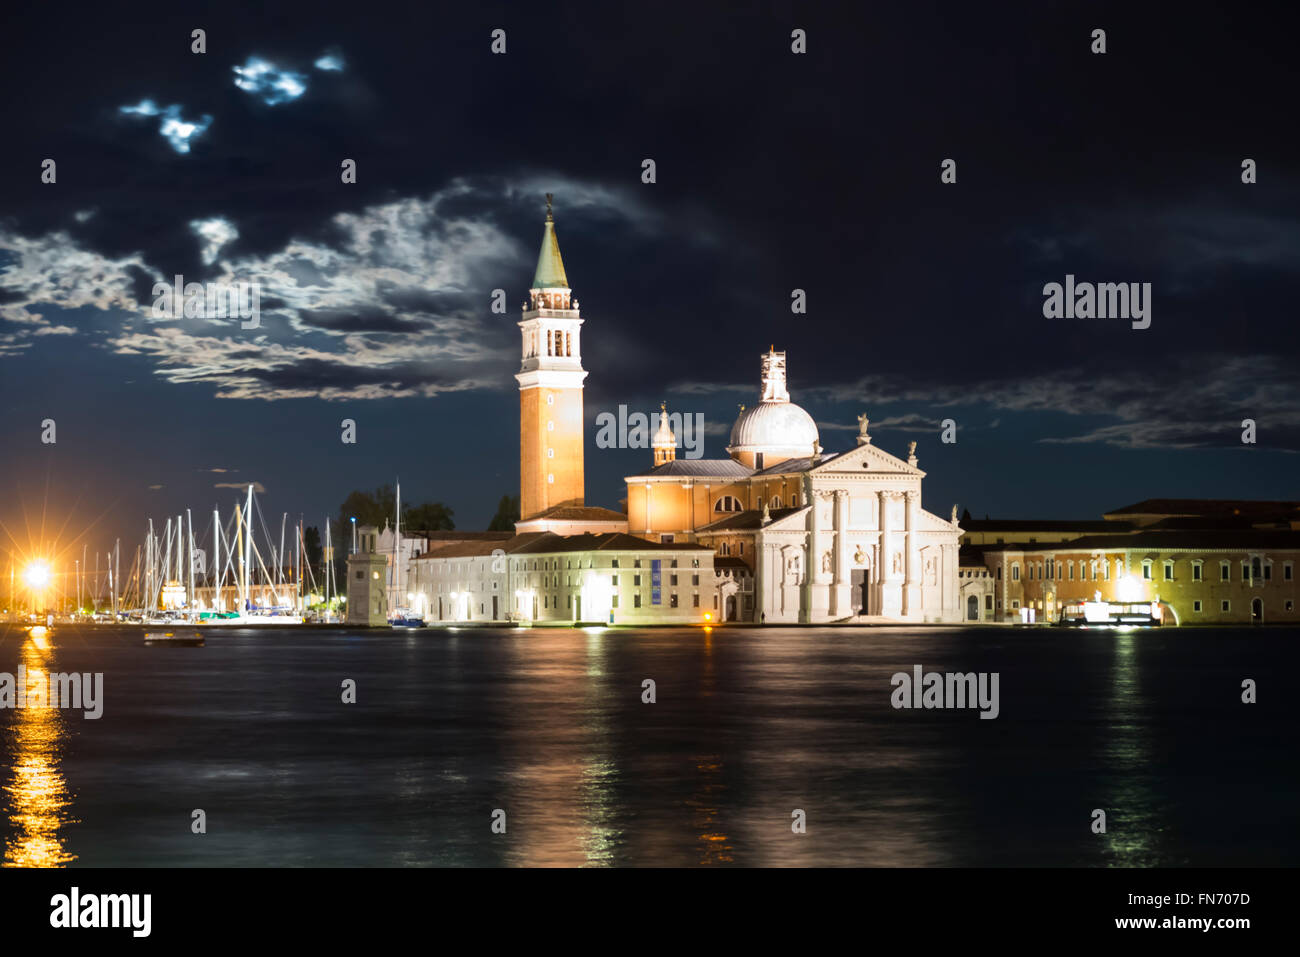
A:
[[1, 623, 1295, 867]]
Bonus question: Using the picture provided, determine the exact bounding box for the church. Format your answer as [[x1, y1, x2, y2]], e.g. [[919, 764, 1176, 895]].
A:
[[623, 349, 964, 624], [355, 197, 963, 625]]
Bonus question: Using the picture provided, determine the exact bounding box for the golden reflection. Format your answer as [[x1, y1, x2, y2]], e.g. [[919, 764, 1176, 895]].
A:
[[689, 755, 733, 864], [3, 630, 77, 867]]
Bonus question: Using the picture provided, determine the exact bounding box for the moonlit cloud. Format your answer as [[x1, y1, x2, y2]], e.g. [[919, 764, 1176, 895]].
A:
[[119, 99, 212, 153], [0, 177, 652, 400], [314, 52, 344, 71], [190, 218, 239, 266], [233, 57, 308, 105]]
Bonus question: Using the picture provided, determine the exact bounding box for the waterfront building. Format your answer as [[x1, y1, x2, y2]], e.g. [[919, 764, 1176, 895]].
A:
[[623, 350, 964, 623], [974, 500, 1300, 624], [407, 531, 715, 625]]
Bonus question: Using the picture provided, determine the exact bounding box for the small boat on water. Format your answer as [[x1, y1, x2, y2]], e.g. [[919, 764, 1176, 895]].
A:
[[389, 610, 425, 628], [143, 629, 205, 646], [1057, 599, 1165, 628]]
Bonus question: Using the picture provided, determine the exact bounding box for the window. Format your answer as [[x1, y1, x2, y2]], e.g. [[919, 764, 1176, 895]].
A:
[[1193, 600, 1202, 613], [692, 573, 699, 586], [1163, 561, 1174, 581], [693, 594, 700, 607], [1068, 562, 1074, 581], [1142, 561, 1152, 580], [1221, 561, 1230, 582], [1286, 601, 1294, 612], [1011, 600, 1020, 609], [670, 574, 678, 586], [634, 574, 642, 587], [1011, 564, 1020, 581], [996, 567, 1002, 580], [612, 595, 619, 609], [661, 534, 674, 544], [1264, 562, 1272, 582], [713, 495, 742, 513], [1285, 562, 1294, 581], [985, 595, 993, 610], [770, 495, 782, 508], [355, 571, 363, 580], [670, 594, 678, 608], [633, 594, 641, 608], [755, 453, 764, 470], [1221, 600, 1231, 612], [1252, 557, 1263, 581], [1192, 562, 1202, 582], [612, 575, 618, 586]]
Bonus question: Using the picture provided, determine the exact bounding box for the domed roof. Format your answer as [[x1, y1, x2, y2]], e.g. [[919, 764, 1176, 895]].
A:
[[728, 400, 819, 453]]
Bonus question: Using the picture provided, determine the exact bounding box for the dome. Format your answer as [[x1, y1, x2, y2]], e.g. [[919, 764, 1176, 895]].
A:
[[728, 400, 819, 455]]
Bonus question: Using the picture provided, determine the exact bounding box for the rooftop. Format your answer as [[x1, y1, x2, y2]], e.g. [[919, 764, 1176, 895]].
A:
[[696, 507, 805, 532], [629, 459, 755, 479]]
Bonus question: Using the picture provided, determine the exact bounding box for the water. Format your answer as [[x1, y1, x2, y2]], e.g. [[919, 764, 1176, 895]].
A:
[[1, 624, 1295, 867]]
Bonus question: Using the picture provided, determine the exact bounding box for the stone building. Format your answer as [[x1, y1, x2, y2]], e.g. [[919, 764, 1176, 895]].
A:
[[624, 349, 964, 623]]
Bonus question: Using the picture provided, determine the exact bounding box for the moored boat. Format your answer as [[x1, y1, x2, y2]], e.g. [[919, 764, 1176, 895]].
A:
[[143, 629, 205, 646]]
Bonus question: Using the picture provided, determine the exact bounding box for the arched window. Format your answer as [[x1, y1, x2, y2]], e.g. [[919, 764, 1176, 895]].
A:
[[770, 496, 782, 508], [713, 495, 742, 513]]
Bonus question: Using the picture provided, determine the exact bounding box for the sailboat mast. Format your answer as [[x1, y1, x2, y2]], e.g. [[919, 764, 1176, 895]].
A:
[[394, 479, 401, 614], [244, 484, 254, 614], [186, 509, 195, 621], [213, 507, 221, 612], [235, 502, 245, 614]]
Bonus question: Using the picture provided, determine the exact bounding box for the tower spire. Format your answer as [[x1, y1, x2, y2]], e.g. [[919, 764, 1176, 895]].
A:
[[532, 194, 569, 291], [516, 195, 587, 521], [652, 401, 677, 466]]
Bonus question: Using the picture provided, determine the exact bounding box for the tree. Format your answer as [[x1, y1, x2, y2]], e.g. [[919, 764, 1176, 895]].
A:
[[487, 494, 520, 531], [403, 502, 455, 532], [303, 526, 323, 572]]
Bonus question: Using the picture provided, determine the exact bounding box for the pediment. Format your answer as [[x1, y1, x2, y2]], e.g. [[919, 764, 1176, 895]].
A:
[[812, 441, 923, 477]]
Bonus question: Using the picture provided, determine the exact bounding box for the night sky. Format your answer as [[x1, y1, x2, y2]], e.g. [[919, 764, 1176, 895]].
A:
[[1, 0, 1297, 567]]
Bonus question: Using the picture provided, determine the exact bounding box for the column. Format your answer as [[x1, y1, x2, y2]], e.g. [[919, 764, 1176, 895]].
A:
[[829, 490, 851, 618], [877, 490, 900, 617], [903, 490, 921, 616]]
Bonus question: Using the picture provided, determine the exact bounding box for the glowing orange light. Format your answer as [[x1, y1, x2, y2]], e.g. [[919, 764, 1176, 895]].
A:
[[23, 562, 51, 589], [703, 613, 712, 622]]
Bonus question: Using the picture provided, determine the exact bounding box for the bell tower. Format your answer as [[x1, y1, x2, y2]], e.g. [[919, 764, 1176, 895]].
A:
[[516, 195, 587, 520]]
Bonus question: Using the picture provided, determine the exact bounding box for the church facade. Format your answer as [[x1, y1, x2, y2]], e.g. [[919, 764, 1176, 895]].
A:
[[624, 349, 965, 623], [387, 196, 962, 626]]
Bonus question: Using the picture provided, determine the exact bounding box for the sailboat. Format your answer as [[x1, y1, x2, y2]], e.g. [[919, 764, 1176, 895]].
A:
[[139, 484, 305, 626], [388, 479, 424, 627]]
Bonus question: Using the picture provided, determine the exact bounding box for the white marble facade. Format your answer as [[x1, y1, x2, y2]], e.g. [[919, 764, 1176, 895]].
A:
[[739, 441, 962, 624]]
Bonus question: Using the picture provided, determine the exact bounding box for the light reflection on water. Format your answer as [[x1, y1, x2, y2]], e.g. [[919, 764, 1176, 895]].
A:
[[0, 624, 1292, 866], [3, 628, 77, 867]]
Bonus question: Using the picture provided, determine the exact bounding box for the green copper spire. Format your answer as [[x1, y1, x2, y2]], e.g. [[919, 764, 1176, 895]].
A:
[[531, 193, 570, 289]]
